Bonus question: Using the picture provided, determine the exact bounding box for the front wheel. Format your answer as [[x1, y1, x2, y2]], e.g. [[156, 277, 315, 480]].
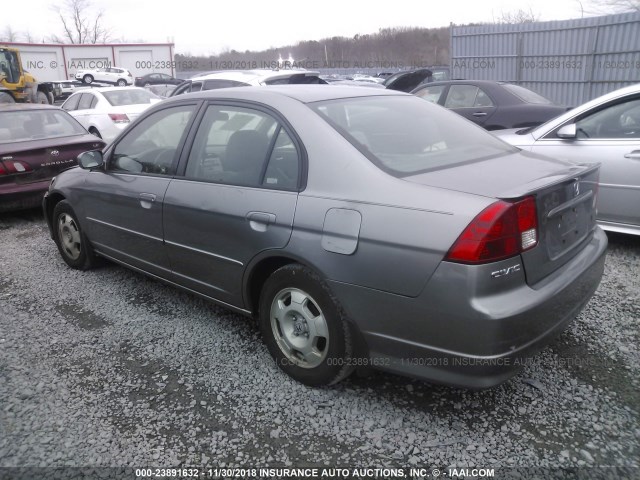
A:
[[83, 74, 94, 84], [259, 264, 355, 386], [52, 200, 97, 270], [0, 92, 14, 104]]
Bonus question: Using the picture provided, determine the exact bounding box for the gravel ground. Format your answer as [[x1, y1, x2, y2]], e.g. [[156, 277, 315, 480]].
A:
[[0, 209, 638, 475]]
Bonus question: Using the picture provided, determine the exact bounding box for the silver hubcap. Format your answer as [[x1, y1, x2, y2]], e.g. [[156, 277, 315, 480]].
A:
[[57, 213, 81, 260], [270, 288, 329, 368]]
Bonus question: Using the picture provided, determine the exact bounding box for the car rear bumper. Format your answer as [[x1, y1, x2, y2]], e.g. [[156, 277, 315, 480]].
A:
[[329, 227, 608, 388], [0, 180, 49, 212]]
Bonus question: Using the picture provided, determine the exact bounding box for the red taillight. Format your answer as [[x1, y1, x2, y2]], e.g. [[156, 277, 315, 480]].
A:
[[0, 160, 33, 175], [108, 113, 130, 123], [446, 196, 538, 264]]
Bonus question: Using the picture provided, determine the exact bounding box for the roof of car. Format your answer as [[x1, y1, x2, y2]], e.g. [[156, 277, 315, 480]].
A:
[[190, 69, 322, 83], [0, 103, 61, 112], [418, 80, 509, 88], [68, 86, 147, 94], [166, 84, 406, 104]]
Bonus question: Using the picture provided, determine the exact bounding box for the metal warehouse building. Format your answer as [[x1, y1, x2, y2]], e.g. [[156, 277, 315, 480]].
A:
[[450, 12, 640, 107], [1, 42, 175, 82]]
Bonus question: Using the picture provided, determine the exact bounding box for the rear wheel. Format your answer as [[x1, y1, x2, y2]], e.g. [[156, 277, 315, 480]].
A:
[[52, 200, 97, 270], [0, 92, 15, 104], [259, 264, 355, 386], [83, 75, 94, 84], [117, 79, 127, 86]]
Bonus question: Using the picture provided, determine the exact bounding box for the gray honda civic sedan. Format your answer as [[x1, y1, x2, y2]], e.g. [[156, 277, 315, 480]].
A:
[[43, 86, 607, 388]]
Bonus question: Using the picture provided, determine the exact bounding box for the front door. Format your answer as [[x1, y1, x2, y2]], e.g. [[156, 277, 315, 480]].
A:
[[81, 103, 198, 276]]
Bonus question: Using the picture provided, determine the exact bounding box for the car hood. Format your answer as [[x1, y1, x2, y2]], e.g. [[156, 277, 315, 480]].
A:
[[404, 150, 593, 199]]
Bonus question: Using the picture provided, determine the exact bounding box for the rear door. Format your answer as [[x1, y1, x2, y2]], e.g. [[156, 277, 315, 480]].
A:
[[444, 84, 497, 127], [528, 95, 640, 228], [163, 102, 301, 306], [80, 103, 198, 276]]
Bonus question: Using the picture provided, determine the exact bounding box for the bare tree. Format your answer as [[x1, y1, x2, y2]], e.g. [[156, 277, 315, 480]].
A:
[[585, 0, 640, 13], [1, 26, 19, 42], [494, 7, 540, 24], [51, 0, 111, 44]]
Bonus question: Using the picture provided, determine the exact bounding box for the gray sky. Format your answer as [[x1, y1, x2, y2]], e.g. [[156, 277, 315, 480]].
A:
[[2, 0, 596, 55]]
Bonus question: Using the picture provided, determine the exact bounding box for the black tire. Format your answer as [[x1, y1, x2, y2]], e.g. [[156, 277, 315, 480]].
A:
[[117, 79, 127, 87], [83, 75, 94, 84], [89, 127, 102, 139], [0, 92, 15, 104], [35, 91, 48, 104], [52, 200, 97, 270], [259, 264, 355, 386]]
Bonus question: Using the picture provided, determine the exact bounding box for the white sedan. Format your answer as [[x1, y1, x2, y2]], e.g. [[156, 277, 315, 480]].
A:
[[61, 87, 162, 143], [75, 67, 134, 86]]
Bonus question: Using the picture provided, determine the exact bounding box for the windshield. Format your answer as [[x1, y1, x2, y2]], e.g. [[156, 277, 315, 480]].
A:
[[311, 96, 517, 176], [0, 109, 87, 143], [503, 84, 553, 105], [102, 89, 160, 106]]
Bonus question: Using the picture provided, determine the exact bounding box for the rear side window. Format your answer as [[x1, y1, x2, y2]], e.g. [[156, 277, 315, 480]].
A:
[[312, 96, 516, 176], [184, 104, 299, 189]]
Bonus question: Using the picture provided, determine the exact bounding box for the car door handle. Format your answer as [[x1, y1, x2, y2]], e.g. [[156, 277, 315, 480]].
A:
[[139, 193, 156, 202], [472, 112, 488, 117], [624, 150, 640, 160], [139, 193, 156, 209], [246, 211, 276, 232]]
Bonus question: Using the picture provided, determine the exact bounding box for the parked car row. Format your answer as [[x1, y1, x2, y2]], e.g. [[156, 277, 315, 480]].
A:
[[1, 72, 637, 390], [41, 85, 607, 389]]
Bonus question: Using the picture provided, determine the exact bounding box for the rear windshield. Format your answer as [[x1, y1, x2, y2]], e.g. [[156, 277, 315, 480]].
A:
[[503, 84, 553, 104], [102, 89, 159, 106], [265, 74, 325, 85], [0, 109, 87, 143], [310, 96, 517, 176]]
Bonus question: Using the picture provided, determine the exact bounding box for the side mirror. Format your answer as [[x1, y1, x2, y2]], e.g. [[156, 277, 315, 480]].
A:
[[557, 124, 577, 139], [77, 150, 104, 169]]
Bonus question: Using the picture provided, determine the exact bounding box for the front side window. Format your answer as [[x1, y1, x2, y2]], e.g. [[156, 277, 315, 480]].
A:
[[110, 105, 195, 175], [77, 93, 95, 110], [62, 93, 81, 111], [312, 96, 516, 176], [185, 104, 298, 189], [414, 85, 445, 104], [574, 97, 640, 139]]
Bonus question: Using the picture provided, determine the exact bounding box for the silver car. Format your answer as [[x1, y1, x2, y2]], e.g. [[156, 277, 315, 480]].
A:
[[494, 84, 640, 236], [43, 86, 607, 388]]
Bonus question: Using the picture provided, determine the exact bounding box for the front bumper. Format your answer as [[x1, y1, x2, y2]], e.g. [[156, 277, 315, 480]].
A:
[[330, 227, 608, 388]]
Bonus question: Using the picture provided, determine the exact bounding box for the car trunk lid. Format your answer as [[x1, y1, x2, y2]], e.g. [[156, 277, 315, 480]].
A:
[[0, 136, 103, 185], [405, 150, 600, 285]]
